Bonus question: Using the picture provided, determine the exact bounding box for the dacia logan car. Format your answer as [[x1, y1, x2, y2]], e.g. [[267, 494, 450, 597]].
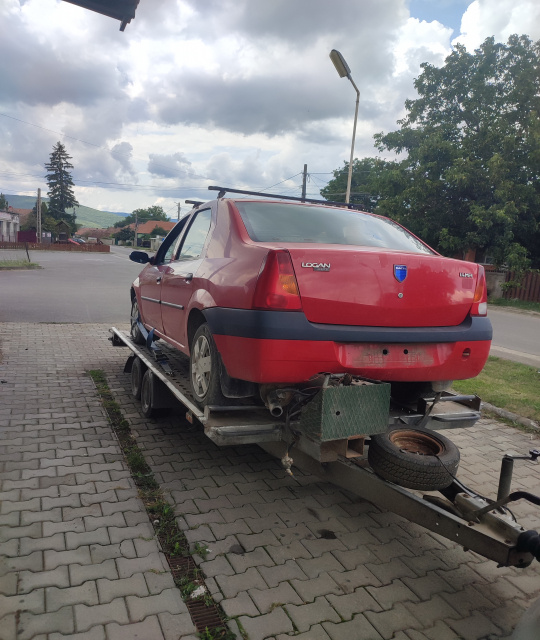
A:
[[129, 195, 491, 411]]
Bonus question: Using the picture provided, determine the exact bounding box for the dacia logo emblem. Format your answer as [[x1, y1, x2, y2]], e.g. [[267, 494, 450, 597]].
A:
[[394, 265, 407, 282]]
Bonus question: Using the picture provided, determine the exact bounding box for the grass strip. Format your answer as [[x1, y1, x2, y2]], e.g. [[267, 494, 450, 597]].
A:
[[453, 357, 540, 423], [88, 369, 235, 640], [489, 298, 540, 313], [0, 261, 41, 269]]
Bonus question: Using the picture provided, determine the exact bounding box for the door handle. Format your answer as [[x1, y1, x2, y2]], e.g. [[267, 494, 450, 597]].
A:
[[156, 276, 162, 283], [180, 273, 193, 283]]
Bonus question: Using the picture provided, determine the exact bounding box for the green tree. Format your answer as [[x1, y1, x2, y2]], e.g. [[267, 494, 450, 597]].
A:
[[21, 202, 58, 234], [113, 226, 135, 243], [0, 193, 8, 210], [114, 205, 168, 228], [45, 142, 79, 229], [371, 34, 540, 269], [320, 157, 397, 212]]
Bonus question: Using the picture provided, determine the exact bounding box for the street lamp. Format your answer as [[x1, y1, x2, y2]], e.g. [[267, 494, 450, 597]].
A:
[[330, 49, 360, 205]]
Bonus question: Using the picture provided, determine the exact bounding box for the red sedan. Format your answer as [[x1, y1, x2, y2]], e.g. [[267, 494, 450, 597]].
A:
[[130, 190, 491, 410]]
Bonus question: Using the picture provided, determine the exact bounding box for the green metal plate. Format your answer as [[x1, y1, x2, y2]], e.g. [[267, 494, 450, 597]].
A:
[[299, 383, 391, 441]]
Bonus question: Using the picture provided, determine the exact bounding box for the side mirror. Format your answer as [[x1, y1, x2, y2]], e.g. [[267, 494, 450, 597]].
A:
[[129, 251, 150, 264]]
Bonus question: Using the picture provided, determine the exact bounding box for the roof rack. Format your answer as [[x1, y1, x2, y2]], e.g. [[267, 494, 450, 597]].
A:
[[207, 186, 363, 210], [185, 200, 203, 207]]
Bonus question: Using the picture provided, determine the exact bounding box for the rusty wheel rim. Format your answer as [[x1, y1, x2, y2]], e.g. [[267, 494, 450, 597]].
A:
[[389, 430, 443, 456]]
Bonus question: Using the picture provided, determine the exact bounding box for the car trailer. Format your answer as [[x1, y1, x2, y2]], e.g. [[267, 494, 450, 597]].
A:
[[110, 326, 540, 569]]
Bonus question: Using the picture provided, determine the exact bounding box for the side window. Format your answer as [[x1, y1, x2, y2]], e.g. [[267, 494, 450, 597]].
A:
[[177, 209, 212, 260], [154, 216, 189, 264], [163, 234, 182, 263]]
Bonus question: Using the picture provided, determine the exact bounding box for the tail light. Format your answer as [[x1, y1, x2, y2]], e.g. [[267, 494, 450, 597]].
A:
[[470, 265, 487, 316], [253, 250, 302, 311]]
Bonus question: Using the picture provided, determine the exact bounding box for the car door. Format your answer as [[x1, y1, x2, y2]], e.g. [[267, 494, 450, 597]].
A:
[[160, 207, 213, 350], [137, 219, 188, 333]]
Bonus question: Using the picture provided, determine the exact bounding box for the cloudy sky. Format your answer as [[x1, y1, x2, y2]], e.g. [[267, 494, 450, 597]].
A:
[[1, 0, 539, 217]]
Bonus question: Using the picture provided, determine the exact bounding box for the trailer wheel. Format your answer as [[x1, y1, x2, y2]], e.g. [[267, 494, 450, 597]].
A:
[[189, 323, 227, 407], [140, 369, 156, 418], [130, 299, 146, 345], [131, 357, 145, 400], [368, 426, 460, 491]]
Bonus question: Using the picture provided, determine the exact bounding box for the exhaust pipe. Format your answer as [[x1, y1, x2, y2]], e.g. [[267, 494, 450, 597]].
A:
[[268, 401, 284, 417], [260, 387, 292, 418]]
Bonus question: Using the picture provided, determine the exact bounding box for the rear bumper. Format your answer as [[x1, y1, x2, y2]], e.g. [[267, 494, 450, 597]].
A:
[[206, 309, 492, 384]]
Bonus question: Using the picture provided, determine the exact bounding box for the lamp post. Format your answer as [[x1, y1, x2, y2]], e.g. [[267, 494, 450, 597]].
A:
[[330, 49, 360, 205]]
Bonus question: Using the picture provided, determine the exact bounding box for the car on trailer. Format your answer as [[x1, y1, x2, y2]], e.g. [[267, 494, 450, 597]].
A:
[[113, 187, 540, 568], [129, 186, 491, 416]]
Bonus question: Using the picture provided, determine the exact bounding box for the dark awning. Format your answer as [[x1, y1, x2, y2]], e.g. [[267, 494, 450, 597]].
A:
[[61, 0, 140, 31]]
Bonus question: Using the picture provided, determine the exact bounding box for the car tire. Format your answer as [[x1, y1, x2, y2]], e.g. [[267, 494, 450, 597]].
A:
[[140, 369, 155, 418], [368, 426, 460, 491], [130, 299, 146, 345], [189, 323, 227, 407], [131, 357, 145, 400]]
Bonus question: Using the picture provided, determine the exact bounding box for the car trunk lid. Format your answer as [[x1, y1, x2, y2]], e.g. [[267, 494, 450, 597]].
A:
[[287, 247, 478, 327]]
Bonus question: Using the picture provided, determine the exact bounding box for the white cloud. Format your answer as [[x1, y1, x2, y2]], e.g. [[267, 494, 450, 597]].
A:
[[454, 0, 540, 50]]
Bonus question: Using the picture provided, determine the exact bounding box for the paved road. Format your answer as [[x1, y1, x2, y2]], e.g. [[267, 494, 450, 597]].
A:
[[488, 308, 540, 368], [0, 246, 143, 324]]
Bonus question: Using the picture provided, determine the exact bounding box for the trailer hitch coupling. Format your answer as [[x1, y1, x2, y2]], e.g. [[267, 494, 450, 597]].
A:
[[517, 530, 540, 562]]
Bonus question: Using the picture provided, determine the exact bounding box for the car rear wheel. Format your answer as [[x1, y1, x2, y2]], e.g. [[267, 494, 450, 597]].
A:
[[189, 323, 227, 407], [131, 357, 145, 400], [368, 425, 460, 491], [130, 299, 146, 345], [140, 369, 156, 417]]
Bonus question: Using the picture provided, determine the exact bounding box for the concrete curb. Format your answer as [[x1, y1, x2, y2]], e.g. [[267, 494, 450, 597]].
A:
[[482, 402, 540, 432]]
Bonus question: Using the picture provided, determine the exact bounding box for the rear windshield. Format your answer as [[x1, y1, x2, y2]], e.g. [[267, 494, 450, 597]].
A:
[[234, 201, 434, 254]]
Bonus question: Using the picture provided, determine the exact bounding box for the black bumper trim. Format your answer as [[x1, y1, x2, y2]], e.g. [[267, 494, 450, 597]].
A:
[[203, 308, 493, 344]]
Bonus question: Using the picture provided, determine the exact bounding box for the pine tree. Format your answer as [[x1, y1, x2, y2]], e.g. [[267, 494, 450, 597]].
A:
[[44, 142, 79, 227]]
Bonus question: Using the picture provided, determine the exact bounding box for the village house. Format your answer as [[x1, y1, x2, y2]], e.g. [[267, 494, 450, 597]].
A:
[[0, 208, 20, 242]]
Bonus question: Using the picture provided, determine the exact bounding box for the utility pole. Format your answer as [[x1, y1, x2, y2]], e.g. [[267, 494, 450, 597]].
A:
[[176, 202, 181, 221], [37, 188, 42, 243], [301, 164, 308, 201], [134, 211, 138, 247]]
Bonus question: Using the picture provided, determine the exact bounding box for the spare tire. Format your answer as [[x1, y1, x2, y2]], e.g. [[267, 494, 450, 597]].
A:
[[368, 426, 460, 491]]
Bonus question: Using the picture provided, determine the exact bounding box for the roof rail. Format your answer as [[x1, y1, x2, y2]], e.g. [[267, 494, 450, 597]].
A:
[[185, 200, 203, 207], [207, 186, 363, 210]]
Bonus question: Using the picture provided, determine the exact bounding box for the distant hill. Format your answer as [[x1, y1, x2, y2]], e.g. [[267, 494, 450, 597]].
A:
[[3, 194, 128, 229]]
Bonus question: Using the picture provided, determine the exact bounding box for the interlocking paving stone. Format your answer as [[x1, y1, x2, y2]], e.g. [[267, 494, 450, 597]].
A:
[[326, 588, 383, 620], [70, 559, 119, 586], [105, 616, 164, 640], [291, 572, 342, 602], [158, 611, 198, 640], [285, 596, 341, 632], [249, 582, 304, 614], [322, 615, 384, 640], [116, 552, 169, 578], [126, 588, 187, 621], [216, 566, 267, 598], [0, 588, 45, 617], [221, 590, 260, 617], [49, 625, 106, 640], [17, 605, 75, 640], [239, 607, 294, 640], [46, 581, 99, 612]]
